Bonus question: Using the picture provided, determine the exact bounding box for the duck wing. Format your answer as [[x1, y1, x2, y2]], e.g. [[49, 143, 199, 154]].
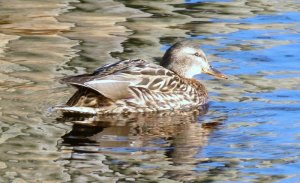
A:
[[62, 59, 178, 101], [61, 59, 146, 85]]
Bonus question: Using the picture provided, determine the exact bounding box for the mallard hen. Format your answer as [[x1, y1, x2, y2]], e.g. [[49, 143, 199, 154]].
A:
[[57, 41, 227, 114]]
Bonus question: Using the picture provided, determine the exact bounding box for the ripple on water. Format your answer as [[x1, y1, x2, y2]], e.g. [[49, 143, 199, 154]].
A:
[[0, 0, 300, 182]]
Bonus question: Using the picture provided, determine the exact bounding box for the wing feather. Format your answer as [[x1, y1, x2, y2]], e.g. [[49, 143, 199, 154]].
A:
[[61, 59, 192, 102], [84, 80, 132, 100]]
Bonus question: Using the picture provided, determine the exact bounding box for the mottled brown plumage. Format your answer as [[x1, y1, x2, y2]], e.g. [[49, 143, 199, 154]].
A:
[[56, 41, 227, 114]]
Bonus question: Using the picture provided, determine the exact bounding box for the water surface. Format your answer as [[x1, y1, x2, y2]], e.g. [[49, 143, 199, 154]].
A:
[[0, 0, 299, 182]]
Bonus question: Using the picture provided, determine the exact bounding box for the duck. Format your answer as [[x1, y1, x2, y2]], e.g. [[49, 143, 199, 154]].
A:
[[56, 41, 227, 115]]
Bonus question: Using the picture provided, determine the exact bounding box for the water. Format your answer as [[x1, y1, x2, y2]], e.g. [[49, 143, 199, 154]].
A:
[[0, 0, 299, 182]]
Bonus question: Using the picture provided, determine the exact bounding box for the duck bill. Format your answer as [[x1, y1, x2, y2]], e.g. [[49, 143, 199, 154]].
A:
[[204, 66, 228, 79]]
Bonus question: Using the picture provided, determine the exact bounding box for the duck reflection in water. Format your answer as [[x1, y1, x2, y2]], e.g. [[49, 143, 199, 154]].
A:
[[58, 105, 227, 181]]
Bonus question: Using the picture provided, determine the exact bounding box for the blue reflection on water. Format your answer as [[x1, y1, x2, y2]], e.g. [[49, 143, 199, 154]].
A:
[[176, 3, 300, 179]]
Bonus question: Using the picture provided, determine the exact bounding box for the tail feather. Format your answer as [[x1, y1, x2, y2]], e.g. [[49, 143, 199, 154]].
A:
[[66, 87, 113, 108], [53, 105, 98, 115]]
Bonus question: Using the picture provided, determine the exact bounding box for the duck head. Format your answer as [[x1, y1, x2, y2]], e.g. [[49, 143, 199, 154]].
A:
[[161, 41, 227, 79]]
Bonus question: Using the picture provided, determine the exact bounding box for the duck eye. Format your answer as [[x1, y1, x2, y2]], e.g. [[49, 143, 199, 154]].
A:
[[194, 53, 201, 57]]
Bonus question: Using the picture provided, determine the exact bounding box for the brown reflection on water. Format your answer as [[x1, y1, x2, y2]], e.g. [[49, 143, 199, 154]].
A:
[[57, 0, 148, 71], [0, 0, 146, 181], [59, 106, 227, 182], [0, 0, 79, 182]]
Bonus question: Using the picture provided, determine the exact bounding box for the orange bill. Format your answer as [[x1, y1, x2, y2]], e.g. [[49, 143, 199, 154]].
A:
[[205, 66, 228, 79]]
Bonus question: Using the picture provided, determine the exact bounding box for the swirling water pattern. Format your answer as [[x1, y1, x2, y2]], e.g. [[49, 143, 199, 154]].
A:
[[0, 0, 299, 182]]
